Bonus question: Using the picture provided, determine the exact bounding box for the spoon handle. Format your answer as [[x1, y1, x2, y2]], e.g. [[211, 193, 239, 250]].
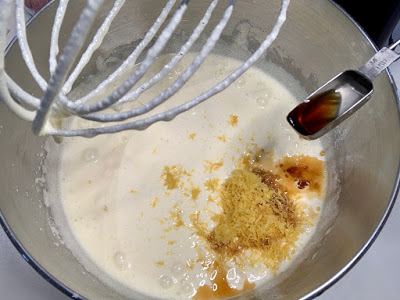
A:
[[358, 39, 400, 81]]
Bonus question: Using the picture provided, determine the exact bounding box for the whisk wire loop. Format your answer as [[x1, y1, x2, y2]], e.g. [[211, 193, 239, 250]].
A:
[[0, 0, 290, 137]]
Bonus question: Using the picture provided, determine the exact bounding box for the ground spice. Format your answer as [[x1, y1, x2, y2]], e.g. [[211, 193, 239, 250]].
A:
[[204, 159, 224, 173], [228, 114, 238, 126], [201, 169, 304, 270]]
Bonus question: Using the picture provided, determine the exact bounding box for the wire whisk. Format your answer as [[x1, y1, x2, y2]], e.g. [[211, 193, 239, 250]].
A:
[[0, 0, 290, 138]]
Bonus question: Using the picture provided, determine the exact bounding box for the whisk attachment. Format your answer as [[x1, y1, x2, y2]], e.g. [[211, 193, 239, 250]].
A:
[[0, 0, 290, 138]]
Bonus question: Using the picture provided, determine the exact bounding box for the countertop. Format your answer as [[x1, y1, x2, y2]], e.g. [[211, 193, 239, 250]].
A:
[[1, 8, 400, 300]]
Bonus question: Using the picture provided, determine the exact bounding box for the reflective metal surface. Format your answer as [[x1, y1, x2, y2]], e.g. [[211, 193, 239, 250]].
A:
[[287, 40, 400, 140]]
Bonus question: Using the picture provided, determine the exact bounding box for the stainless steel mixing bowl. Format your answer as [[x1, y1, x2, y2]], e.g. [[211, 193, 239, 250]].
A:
[[1, 0, 399, 299]]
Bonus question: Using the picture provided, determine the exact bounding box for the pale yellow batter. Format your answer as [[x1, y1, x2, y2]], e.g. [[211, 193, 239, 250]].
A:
[[47, 53, 325, 299]]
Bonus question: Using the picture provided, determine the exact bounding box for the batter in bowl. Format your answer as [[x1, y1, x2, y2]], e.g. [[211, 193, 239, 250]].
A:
[[46, 53, 327, 299]]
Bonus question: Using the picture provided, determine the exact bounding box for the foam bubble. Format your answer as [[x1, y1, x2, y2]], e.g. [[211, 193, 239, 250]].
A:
[[159, 275, 174, 289], [171, 262, 185, 277], [113, 251, 127, 269], [82, 148, 98, 163]]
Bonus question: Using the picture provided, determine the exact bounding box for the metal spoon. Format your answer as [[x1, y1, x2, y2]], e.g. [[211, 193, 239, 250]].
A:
[[287, 39, 400, 140]]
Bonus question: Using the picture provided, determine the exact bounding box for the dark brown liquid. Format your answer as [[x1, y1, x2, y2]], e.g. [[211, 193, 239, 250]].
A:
[[287, 89, 341, 136], [277, 155, 325, 198], [256, 154, 325, 199]]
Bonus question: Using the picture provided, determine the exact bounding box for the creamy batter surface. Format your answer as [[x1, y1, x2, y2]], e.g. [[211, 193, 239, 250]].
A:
[[51, 54, 326, 299]]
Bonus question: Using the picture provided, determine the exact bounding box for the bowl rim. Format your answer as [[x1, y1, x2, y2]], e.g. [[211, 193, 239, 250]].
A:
[[0, 0, 399, 299], [1, 3, 85, 300], [301, 1, 400, 298]]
